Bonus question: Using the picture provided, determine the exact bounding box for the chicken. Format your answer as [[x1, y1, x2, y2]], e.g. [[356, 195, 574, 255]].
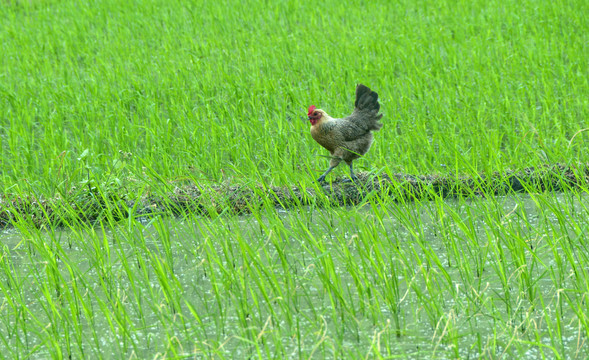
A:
[[308, 84, 383, 183]]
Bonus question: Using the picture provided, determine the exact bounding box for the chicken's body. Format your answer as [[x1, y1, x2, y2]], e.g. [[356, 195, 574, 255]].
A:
[[308, 84, 383, 183]]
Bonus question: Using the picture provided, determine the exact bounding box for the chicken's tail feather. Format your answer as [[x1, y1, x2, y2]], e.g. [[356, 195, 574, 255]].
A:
[[371, 114, 383, 131], [355, 84, 380, 112], [355, 84, 383, 131]]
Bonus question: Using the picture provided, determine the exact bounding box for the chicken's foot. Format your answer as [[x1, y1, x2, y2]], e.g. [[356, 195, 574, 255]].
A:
[[340, 163, 359, 183]]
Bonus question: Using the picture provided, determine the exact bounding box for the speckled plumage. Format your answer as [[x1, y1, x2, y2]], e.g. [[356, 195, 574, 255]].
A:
[[308, 84, 383, 182]]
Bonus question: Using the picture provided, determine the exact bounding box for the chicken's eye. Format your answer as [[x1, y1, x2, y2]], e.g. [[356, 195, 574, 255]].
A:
[[313, 112, 318, 115]]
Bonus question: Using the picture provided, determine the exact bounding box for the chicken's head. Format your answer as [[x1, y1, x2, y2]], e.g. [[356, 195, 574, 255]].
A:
[[308, 105, 323, 125]]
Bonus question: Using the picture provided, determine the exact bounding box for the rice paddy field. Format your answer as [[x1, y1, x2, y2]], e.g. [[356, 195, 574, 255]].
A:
[[1, 0, 589, 358]]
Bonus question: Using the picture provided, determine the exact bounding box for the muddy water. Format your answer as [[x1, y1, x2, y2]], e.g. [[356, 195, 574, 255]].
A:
[[1, 193, 588, 358]]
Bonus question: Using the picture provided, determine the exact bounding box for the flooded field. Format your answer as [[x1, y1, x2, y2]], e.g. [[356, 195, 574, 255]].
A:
[[2, 192, 588, 358]]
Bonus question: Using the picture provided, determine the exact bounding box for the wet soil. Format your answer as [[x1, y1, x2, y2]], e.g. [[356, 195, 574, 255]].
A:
[[1, 163, 587, 229]]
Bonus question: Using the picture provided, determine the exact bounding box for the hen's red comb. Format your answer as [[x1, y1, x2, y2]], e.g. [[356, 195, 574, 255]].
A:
[[307, 105, 316, 116]]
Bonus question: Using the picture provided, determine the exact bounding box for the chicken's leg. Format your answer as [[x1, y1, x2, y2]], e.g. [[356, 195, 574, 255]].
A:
[[317, 157, 342, 183], [317, 166, 335, 183], [341, 162, 359, 183], [349, 163, 359, 182]]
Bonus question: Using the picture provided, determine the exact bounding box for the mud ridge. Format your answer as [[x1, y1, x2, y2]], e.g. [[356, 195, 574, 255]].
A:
[[1, 163, 587, 229]]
